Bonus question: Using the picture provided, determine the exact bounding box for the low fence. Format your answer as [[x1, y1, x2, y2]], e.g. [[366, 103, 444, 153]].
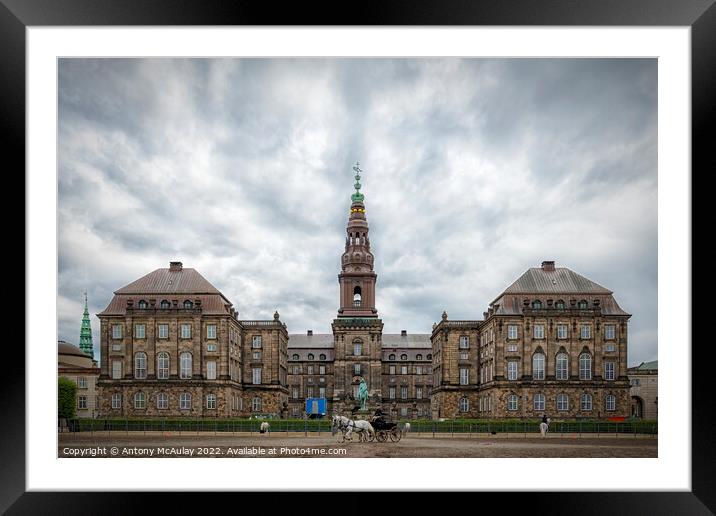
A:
[[59, 418, 657, 436]]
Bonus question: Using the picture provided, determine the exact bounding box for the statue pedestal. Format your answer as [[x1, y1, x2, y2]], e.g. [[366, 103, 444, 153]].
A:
[[351, 409, 374, 422]]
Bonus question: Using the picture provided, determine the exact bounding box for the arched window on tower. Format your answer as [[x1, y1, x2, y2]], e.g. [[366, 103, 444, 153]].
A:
[[353, 286, 362, 307]]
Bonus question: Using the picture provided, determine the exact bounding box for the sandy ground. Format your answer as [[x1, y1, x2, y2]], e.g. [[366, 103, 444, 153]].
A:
[[58, 432, 657, 458]]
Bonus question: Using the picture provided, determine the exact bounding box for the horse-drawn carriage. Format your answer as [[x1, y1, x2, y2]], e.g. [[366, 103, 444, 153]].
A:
[[331, 411, 403, 443], [367, 414, 402, 443]]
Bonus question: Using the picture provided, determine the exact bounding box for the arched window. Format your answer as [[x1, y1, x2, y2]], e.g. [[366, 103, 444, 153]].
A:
[[307, 353, 314, 360], [557, 394, 569, 411], [507, 394, 518, 411], [179, 392, 191, 410], [416, 354, 423, 360], [581, 393, 593, 411], [531, 300, 542, 309], [353, 286, 362, 307], [183, 300, 193, 309], [556, 352, 569, 380], [533, 393, 545, 411], [354, 341, 362, 356], [157, 352, 169, 380], [292, 354, 299, 360], [133, 391, 146, 409], [532, 352, 545, 380], [134, 352, 147, 379], [137, 299, 148, 309], [252, 397, 262, 412], [180, 352, 192, 379], [319, 354, 326, 360], [160, 299, 170, 309], [578, 299, 588, 309], [459, 397, 469, 412], [579, 352, 592, 380], [156, 392, 168, 409], [605, 394, 616, 411], [555, 299, 565, 309], [389, 354, 395, 361], [426, 354, 432, 361], [401, 354, 408, 361]]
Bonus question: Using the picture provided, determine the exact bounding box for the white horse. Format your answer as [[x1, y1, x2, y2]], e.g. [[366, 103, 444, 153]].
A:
[[260, 421, 270, 434], [332, 415, 375, 442], [402, 422, 411, 436], [539, 418, 551, 437]]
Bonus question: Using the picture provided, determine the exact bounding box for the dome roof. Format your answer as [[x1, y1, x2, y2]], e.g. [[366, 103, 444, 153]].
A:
[[58, 340, 89, 357]]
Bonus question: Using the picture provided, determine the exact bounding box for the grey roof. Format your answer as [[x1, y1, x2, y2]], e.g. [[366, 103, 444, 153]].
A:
[[116, 267, 222, 295], [636, 360, 658, 371], [288, 334, 334, 348], [499, 267, 612, 300], [288, 349, 335, 361], [382, 334, 431, 348]]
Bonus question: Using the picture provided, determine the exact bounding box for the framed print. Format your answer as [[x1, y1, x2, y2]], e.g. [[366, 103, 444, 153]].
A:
[[5, 0, 709, 513]]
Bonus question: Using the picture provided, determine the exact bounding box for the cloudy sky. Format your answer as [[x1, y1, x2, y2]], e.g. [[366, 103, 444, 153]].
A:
[[58, 58, 657, 366]]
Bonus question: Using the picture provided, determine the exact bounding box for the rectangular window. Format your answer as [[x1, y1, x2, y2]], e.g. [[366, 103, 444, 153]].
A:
[[460, 351, 469, 360], [605, 343, 615, 352], [389, 387, 396, 399], [77, 395, 87, 409], [354, 364, 361, 375], [401, 386, 408, 399], [252, 368, 262, 384], [158, 324, 169, 339], [306, 365, 313, 375], [252, 336, 262, 348], [181, 324, 192, 339], [460, 368, 469, 385], [415, 366, 422, 375], [557, 394, 569, 411], [207, 324, 217, 339], [319, 387, 326, 398], [401, 365, 407, 375], [293, 365, 300, 375], [581, 325, 591, 339], [111, 360, 122, 379], [307, 386, 314, 398], [533, 393, 545, 411], [605, 325, 616, 340], [416, 387, 423, 399], [252, 350, 261, 359], [111, 393, 121, 409], [77, 377, 87, 389], [507, 395, 518, 411], [319, 365, 325, 375], [112, 325, 123, 339], [507, 361, 518, 381], [207, 361, 217, 380], [606, 395, 616, 411], [400, 407, 408, 417], [581, 395, 593, 411], [134, 324, 145, 339], [354, 343, 362, 356], [292, 387, 299, 399], [605, 362, 616, 380], [389, 365, 395, 375], [459, 336, 469, 349], [507, 325, 518, 340], [557, 325, 568, 339], [533, 325, 544, 339], [206, 394, 216, 409], [507, 344, 518, 352], [112, 343, 122, 351]]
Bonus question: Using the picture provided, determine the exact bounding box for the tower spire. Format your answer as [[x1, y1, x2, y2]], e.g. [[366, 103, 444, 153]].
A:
[[79, 291, 94, 359], [351, 161, 364, 203]]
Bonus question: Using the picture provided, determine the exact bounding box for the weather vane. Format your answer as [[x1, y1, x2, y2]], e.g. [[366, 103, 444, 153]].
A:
[[351, 161, 365, 203]]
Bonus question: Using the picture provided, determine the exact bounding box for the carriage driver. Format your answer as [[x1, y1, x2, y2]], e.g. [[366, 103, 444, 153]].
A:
[[371, 408, 386, 426]]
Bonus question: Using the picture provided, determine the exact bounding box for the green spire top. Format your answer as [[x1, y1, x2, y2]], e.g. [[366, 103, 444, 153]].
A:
[[79, 291, 94, 359], [351, 162, 365, 203]]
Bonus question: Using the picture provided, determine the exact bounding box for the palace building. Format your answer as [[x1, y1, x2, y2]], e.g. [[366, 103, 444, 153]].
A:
[[94, 164, 631, 420]]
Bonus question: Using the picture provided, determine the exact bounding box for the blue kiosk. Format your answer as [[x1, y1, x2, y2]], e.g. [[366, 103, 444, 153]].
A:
[[305, 397, 327, 419]]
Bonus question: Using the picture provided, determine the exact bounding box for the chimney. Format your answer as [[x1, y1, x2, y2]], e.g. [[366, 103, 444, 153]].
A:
[[541, 260, 555, 271], [401, 330, 407, 336], [307, 330, 313, 336], [169, 261, 183, 271]]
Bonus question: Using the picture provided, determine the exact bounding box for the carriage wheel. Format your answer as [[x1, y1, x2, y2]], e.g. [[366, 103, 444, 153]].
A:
[[366, 431, 376, 442], [376, 430, 388, 442], [389, 427, 402, 442]]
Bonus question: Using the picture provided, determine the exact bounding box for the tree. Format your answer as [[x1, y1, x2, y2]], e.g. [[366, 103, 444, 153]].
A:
[[58, 377, 77, 420]]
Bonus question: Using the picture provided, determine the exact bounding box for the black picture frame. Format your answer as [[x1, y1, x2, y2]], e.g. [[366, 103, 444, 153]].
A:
[[5, 0, 707, 513]]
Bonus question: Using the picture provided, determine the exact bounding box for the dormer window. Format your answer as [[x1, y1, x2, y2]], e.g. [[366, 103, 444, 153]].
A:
[[401, 354, 407, 361], [292, 354, 299, 360], [307, 353, 314, 360], [160, 299, 170, 309], [555, 300, 565, 309], [578, 300, 588, 309], [531, 300, 542, 309], [319, 354, 326, 360], [183, 300, 193, 309], [389, 354, 395, 361], [416, 354, 422, 360], [138, 300, 148, 309]]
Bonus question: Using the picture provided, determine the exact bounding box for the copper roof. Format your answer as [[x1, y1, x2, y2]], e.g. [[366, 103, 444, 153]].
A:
[[115, 267, 222, 295]]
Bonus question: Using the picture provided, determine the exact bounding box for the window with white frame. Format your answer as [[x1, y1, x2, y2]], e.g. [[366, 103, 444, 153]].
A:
[[134, 392, 146, 409], [112, 324, 123, 339], [605, 343, 615, 352], [415, 366, 422, 375], [112, 342, 122, 351], [158, 324, 169, 339], [207, 361, 217, 380], [401, 386, 408, 399], [460, 368, 469, 385], [207, 343, 217, 352], [459, 397, 469, 412], [112, 360, 122, 379], [207, 324, 217, 339], [180, 392, 191, 410], [416, 387, 423, 399], [305, 386, 313, 398], [459, 336, 469, 349], [252, 336, 262, 348], [134, 352, 147, 379], [507, 361, 518, 381], [157, 352, 169, 379], [605, 394, 616, 411], [77, 377, 87, 389], [460, 351, 469, 360], [180, 324, 191, 339], [533, 393, 545, 411], [77, 395, 87, 409], [605, 324, 616, 340], [389, 386, 396, 399], [292, 387, 299, 399], [180, 352, 192, 379], [252, 397, 262, 412], [293, 365, 300, 374], [507, 325, 518, 339], [579, 353, 592, 380], [354, 342, 362, 356], [556, 352, 569, 380], [557, 394, 569, 411], [156, 392, 168, 410], [206, 394, 217, 409], [252, 367, 262, 384], [507, 344, 518, 352], [400, 407, 408, 416], [134, 324, 145, 339], [389, 365, 395, 375], [580, 325, 591, 339], [401, 365, 408, 375], [252, 350, 260, 359], [111, 393, 121, 409], [319, 387, 326, 398], [581, 393, 593, 411], [532, 353, 545, 380], [307, 365, 314, 375], [319, 365, 326, 374], [604, 361, 616, 380], [557, 324, 568, 339], [534, 324, 544, 339], [507, 395, 518, 411]]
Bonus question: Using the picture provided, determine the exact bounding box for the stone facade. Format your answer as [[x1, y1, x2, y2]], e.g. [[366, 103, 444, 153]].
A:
[[628, 361, 658, 419], [58, 340, 100, 418]]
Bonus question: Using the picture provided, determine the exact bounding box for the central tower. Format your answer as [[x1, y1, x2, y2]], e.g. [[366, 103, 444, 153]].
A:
[[332, 162, 384, 413]]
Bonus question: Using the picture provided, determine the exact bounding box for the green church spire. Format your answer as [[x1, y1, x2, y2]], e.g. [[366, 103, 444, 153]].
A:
[[351, 162, 365, 203], [79, 291, 94, 359]]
